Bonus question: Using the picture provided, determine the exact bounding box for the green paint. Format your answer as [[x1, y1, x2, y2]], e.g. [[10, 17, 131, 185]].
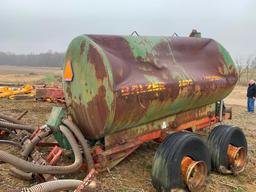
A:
[[127, 36, 194, 81], [64, 35, 114, 108], [68, 37, 99, 106], [47, 107, 72, 150], [144, 75, 160, 83], [88, 37, 114, 86], [103, 78, 114, 112], [54, 131, 72, 150], [63, 35, 116, 138], [125, 36, 164, 62], [217, 43, 234, 66], [86, 36, 115, 131], [47, 107, 65, 129], [217, 42, 235, 75]]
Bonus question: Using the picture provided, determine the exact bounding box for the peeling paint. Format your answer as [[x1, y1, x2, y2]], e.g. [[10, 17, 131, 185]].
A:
[[63, 35, 237, 139]]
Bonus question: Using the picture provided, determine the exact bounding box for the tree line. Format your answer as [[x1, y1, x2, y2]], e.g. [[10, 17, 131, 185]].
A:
[[0, 51, 65, 67], [236, 55, 256, 85]]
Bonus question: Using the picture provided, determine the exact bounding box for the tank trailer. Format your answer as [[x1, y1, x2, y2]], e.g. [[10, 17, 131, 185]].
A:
[[0, 34, 247, 192]]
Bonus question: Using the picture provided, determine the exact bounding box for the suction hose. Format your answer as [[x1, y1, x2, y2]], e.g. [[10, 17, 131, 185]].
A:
[[20, 179, 82, 192], [0, 125, 82, 174], [62, 119, 95, 170], [0, 113, 24, 124], [10, 167, 34, 181], [0, 140, 22, 148], [0, 121, 35, 133]]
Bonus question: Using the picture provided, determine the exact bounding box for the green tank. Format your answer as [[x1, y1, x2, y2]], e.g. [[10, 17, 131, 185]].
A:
[[63, 34, 237, 139]]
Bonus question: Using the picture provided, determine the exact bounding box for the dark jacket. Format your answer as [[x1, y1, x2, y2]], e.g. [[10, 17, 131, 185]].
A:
[[247, 83, 256, 98]]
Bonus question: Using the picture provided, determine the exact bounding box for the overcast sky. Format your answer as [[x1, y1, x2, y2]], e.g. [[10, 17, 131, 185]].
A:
[[0, 0, 255, 58]]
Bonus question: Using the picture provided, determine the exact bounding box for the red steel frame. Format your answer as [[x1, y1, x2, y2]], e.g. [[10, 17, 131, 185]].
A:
[[30, 105, 231, 173], [92, 106, 231, 172]]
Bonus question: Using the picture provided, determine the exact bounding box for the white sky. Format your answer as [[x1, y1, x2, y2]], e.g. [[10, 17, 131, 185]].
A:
[[0, 0, 255, 58]]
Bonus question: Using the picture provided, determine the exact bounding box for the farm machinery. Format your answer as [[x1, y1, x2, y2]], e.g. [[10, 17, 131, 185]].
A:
[[0, 34, 247, 191], [0, 84, 33, 99], [0, 84, 64, 103]]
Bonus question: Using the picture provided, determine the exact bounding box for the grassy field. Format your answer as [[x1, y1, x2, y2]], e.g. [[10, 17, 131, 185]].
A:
[[0, 65, 62, 85]]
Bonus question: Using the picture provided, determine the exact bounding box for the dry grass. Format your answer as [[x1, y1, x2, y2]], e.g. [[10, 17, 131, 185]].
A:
[[0, 65, 62, 84]]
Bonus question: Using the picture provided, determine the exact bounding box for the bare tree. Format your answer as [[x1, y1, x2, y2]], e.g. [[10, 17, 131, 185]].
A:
[[235, 56, 247, 83], [236, 55, 256, 85], [245, 56, 256, 82]]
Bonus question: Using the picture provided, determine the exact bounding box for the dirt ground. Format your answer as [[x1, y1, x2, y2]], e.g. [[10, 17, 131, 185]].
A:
[[0, 85, 255, 192]]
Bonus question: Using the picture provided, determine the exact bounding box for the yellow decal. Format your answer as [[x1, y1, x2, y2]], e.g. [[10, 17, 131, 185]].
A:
[[179, 79, 193, 88], [204, 75, 222, 81], [121, 82, 166, 96]]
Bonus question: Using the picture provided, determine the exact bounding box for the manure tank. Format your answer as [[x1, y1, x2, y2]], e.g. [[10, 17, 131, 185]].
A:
[[63, 35, 237, 139]]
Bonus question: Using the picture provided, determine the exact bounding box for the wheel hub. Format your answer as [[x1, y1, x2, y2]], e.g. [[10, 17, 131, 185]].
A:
[[227, 144, 247, 174], [181, 156, 207, 191]]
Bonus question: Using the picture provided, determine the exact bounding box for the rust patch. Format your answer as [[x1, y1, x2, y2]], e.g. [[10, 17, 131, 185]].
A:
[[88, 44, 107, 80], [71, 85, 109, 139], [80, 41, 85, 56]]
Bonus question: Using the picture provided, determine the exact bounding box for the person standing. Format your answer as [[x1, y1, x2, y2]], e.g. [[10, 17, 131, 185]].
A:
[[247, 80, 256, 112]]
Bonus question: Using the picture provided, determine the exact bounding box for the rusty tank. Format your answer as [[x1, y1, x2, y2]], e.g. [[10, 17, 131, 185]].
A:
[[63, 34, 237, 139]]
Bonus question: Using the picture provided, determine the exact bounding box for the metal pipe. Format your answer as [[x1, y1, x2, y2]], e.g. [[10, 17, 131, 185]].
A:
[[0, 125, 82, 174], [21, 129, 51, 158], [219, 100, 224, 122], [16, 110, 28, 120]]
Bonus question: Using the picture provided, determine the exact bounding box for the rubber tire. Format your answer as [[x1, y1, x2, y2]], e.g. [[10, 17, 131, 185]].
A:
[[151, 132, 211, 192], [207, 125, 247, 173]]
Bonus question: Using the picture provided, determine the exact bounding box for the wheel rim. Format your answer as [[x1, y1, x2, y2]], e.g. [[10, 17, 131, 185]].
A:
[[227, 144, 247, 174], [181, 156, 207, 191]]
